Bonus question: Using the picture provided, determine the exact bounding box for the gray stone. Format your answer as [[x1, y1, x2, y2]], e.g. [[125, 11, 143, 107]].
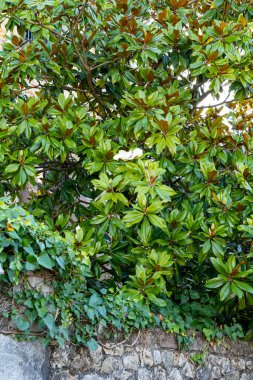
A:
[[141, 348, 154, 367], [0, 334, 46, 380], [173, 352, 187, 368], [101, 356, 123, 376], [103, 346, 124, 356], [123, 352, 139, 370], [211, 366, 221, 379], [168, 368, 182, 380], [80, 375, 105, 380], [190, 334, 207, 351], [72, 356, 85, 370], [220, 357, 231, 374], [53, 370, 77, 380], [137, 368, 153, 380], [153, 350, 162, 365], [157, 332, 177, 349], [162, 350, 174, 370], [51, 344, 71, 370], [27, 273, 53, 296], [1, 331, 253, 380], [224, 371, 240, 380], [246, 360, 253, 370], [231, 358, 246, 371], [89, 345, 103, 371], [240, 374, 252, 380], [196, 366, 212, 380], [208, 354, 222, 366], [182, 362, 194, 378], [154, 366, 166, 380], [121, 371, 133, 380]]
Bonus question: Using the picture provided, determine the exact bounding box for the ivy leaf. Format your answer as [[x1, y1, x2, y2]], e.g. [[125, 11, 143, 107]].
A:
[[15, 316, 30, 331], [86, 338, 99, 351], [37, 254, 54, 269]]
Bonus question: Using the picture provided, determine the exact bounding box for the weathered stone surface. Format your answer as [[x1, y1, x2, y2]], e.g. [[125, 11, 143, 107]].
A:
[[211, 366, 221, 379], [224, 371, 240, 380], [246, 360, 253, 370], [0, 332, 253, 380], [151, 349, 161, 366], [162, 350, 174, 370], [182, 362, 194, 378], [120, 370, 133, 380], [140, 348, 154, 367], [79, 375, 106, 380], [123, 352, 139, 370], [240, 374, 252, 380], [137, 368, 153, 380], [53, 370, 78, 380], [231, 358, 246, 371], [196, 366, 212, 380], [101, 356, 123, 377], [89, 345, 103, 371], [173, 352, 187, 368], [168, 368, 182, 380], [220, 357, 231, 374], [103, 346, 124, 356], [154, 366, 166, 380], [27, 273, 53, 296], [156, 332, 177, 349], [0, 334, 46, 380]]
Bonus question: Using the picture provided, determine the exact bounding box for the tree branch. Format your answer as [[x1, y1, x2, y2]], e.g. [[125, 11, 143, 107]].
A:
[[192, 96, 253, 110]]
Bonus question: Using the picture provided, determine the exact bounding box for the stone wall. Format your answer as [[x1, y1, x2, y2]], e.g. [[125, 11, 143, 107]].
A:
[[0, 330, 253, 380]]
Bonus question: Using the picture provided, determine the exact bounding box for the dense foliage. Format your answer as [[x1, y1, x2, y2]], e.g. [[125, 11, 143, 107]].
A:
[[0, 199, 244, 347], [0, 0, 253, 344]]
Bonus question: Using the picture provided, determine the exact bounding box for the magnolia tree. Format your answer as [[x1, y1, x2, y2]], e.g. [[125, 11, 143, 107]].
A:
[[0, 0, 253, 324]]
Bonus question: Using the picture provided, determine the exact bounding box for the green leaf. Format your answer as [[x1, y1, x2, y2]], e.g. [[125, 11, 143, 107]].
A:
[[212, 0, 224, 7], [86, 338, 99, 351], [43, 313, 55, 330], [145, 292, 167, 307], [5, 163, 19, 173], [123, 211, 144, 227], [220, 282, 230, 301], [210, 257, 228, 276], [234, 281, 253, 294], [148, 214, 166, 229], [37, 254, 54, 269], [206, 276, 226, 289], [15, 316, 30, 331], [231, 282, 244, 299]]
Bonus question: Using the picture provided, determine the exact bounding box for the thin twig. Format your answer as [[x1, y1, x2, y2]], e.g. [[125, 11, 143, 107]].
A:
[[97, 330, 140, 349], [193, 96, 253, 110]]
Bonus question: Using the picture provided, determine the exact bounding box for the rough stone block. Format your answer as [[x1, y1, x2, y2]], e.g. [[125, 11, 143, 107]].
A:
[[154, 366, 166, 380], [153, 350, 162, 365], [224, 371, 240, 380], [168, 368, 182, 380], [123, 352, 139, 370], [101, 356, 123, 376], [173, 352, 187, 368], [0, 334, 46, 380], [162, 350, 174, 370], [137, 368, 153, 380], [182, 362, 194, 378], [231, 358, 246, 371], [140, 348, 154, 367], [156, 332, 177, 349]]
